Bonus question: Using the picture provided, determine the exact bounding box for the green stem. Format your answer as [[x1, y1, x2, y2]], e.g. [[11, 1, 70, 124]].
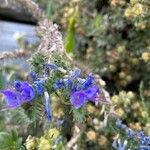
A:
[[46, 0, 53, 20], [139, 81, 150, 122]]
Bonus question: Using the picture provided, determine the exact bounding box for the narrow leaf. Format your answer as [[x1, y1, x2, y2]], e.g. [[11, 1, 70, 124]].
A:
[[65, 16, 76, 53]]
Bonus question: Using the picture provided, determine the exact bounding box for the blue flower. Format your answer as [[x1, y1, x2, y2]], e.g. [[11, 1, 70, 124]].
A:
[[69, 68, 81, 79], [85, 86, 99, 101], [0, 90, 21, 109], [138, 131, 150, 147], [70, 86, 100, 109], [0, 81, 35, 109], [19, 81, 35, 102], [29, 71, 38, 81], [53, 79, 73, 91], [44, 91, 52, 121], [116, 119, 136, 138], [81, 75, 94, 89], [115, 119, 150, 149], [13, 81, 22, 91], [64, 79, 73, 88], [53, 79, 65, 90], [45, 63, 59, 70], [70, 90, 88, 109], [140, 145, 150, 150], [34, 81, 45, 95], [112, 138, 128, 150]]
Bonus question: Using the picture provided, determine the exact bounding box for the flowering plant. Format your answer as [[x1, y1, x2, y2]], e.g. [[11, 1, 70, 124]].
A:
[[0, 0, 150, 150]]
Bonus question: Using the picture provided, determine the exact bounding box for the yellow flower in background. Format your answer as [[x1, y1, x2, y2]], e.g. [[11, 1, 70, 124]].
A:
[[115, 107, 125, 117], [53, 107, 64, 118], [142, 52, 150, 62], [48, 128, 60, 139], [98, 135, 108, 146], [112, 95, 120, 104], [124, 3, 145, 18], [131, 102, 140, 110], [111, 0, 126, 7], [129, 122, 142, 131], [26, 135, 37, 150], [86, 130, 97, 141], [124, 8, 133, 18], [144, 125, 150, 136], [86, 104, 96, 114], [130, 0, 139, 5], [38, 137, 51, 150], [132, 3, 144, 16]]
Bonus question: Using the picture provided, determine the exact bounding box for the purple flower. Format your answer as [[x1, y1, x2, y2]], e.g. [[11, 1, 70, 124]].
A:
[[29, 71, 38, 81], [19, 82, 35, 102], [0, 90, 21, 109], [13, 81, 22, 91], [140, 145, 150, 150], [85, 86, 99, 101], [53, 79, 65, 90], [138, 131, 150, 147], [70, 90, 88, 109], [34, 81, 44, 95], [112, 139, 127, 150], [81, 75, 94, 89], [69, 68, 81, 79], [0, 81, 35, 109], [45, 63, 59, 70], [53, 79, 73, 91], [70, 86, 100, 109]]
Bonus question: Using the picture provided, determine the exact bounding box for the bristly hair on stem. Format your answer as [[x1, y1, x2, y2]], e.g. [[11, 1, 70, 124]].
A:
[[0, 49, 31, 61], [16, 0, 45, 21]]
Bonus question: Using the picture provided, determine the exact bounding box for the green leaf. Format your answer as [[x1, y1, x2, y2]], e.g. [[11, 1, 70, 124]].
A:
[[0, 132, 12, 149], [73, 107, 87, 122], [30, 53, 47, 74], [46, 0, 54, 20], [0, 130, 23, 150], [139, 81, 150, 123], [0, 71, 5, 90], [65, 16, 76, 53]]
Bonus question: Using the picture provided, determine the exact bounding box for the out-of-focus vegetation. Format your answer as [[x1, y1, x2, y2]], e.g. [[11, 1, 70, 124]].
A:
[[0, 0, 150, 149]]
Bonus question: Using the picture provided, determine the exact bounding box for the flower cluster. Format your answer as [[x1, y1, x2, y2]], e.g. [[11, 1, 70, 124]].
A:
[[115, 119, 150, 150], [0, 62, 108, 122], [0, 81, 35, 109], [112, 136, 127, 150], [53, 68, 101, 109]]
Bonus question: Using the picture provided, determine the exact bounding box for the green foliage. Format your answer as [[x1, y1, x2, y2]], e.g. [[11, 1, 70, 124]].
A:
[[139, 81, 150, 123], [30, 53, 47, 74], [65, 15, 76, 53], [115, 126, 139, 150], [24, 97, 45, 129], [45, 72, 63, 93], [46, 0, 54, 20], [50, 52, 70, 70], [0, 130, 22, 150], [12, 108, 32, 125], [0, 71, 5, 90], [73, 107, 87, 122]]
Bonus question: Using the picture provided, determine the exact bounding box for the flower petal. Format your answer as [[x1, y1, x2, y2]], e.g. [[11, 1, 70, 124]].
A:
[[81, 75, 94, 89], [34, 81, 44, 95], [85, 86, 99, 101], [70, 91, 87, 109], [20, 81, 35, 102], [69, 68, 81, 79], [0, 90, 21, 109], [13, 81, 22, 91], [44, 91, 52, 121]]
